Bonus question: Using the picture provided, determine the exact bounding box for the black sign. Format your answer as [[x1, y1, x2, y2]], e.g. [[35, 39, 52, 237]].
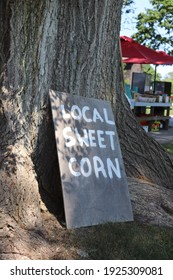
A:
[[49, 90, 133, 228]]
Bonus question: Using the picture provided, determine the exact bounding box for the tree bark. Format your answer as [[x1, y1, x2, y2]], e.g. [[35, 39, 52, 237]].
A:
[[0, 0, 173, 259]]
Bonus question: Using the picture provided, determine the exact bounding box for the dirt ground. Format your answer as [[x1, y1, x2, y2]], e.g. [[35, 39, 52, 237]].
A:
[[40, 210, 85, 260]]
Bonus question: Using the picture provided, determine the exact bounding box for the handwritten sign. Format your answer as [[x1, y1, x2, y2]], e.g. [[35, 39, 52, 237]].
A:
[[49, 90, 133, 228]]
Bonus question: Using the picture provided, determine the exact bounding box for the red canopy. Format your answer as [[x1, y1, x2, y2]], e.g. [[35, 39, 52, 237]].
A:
[[120, 36, 173, 65]]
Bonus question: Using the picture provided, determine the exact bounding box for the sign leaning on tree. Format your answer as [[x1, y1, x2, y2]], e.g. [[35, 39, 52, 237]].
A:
[[49, 90, 133, 228]]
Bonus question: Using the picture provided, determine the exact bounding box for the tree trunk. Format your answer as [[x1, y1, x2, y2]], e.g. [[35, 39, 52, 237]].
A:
[[0, 0, 173, 259]]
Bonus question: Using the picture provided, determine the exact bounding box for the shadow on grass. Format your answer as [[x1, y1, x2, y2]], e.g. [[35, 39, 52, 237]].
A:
[[70, 222, 173, 260]]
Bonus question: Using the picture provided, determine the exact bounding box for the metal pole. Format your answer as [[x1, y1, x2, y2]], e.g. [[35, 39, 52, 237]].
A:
[[153, 65, 157, 93]]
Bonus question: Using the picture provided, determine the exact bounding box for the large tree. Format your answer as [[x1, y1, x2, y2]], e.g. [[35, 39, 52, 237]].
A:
[[0, 0, 173, 260], [132, 0, 173, 54]]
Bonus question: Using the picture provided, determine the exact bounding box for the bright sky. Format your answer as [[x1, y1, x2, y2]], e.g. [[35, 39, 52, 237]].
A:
[[120, 0, 173, 78]]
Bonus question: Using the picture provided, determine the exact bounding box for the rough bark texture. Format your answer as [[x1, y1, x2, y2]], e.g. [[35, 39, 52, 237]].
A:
[[0, 0, 173, 260], [128, 177, 173, 228]]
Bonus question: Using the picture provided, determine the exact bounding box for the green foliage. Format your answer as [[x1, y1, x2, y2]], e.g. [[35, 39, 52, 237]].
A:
[[164, 71, 173, 87], [121, 0, 136, 32], [123, 0, 134, 13], [162, 143, 173, 156], [142, 64, 161, 81], [162, 71, 173, 94], [132, 0, 173, 55], [123, 0, 134, 5]]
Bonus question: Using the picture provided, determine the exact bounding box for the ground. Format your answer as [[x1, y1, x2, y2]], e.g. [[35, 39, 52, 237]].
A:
[[40, 178, 173, 259], [40, 205, 173, 260], [2, 131, 173, 260]]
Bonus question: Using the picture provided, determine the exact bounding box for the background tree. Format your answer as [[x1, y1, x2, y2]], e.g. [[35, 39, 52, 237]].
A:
[[142, 64, 161, 81], [121, 0, 136, 31], [164, 72, 173, 81], [122, 0, 134, 13], [0, 0, 173, 260], [132, 0, 173, 55], [164, 72, 173, 89]]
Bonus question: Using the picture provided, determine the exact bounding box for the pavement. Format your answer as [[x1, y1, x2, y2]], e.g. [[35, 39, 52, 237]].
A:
[[148, 116, 173, 144]]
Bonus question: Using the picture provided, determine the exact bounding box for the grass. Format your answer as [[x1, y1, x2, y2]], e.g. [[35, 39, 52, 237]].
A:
[[162, 142, 173, 156], [72, 222, 173, 260]]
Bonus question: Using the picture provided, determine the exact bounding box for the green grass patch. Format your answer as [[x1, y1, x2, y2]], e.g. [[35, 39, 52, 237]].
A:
[[72, 222, 173, 260], [162, 143, 173, 156]]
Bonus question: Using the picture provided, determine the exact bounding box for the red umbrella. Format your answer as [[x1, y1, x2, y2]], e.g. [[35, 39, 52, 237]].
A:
[[120, 36, 173, 90], [120, 36, 173, 65]]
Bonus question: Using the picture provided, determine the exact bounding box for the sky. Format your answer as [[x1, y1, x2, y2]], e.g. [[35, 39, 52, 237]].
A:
[[120, 0, 173, 78]]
